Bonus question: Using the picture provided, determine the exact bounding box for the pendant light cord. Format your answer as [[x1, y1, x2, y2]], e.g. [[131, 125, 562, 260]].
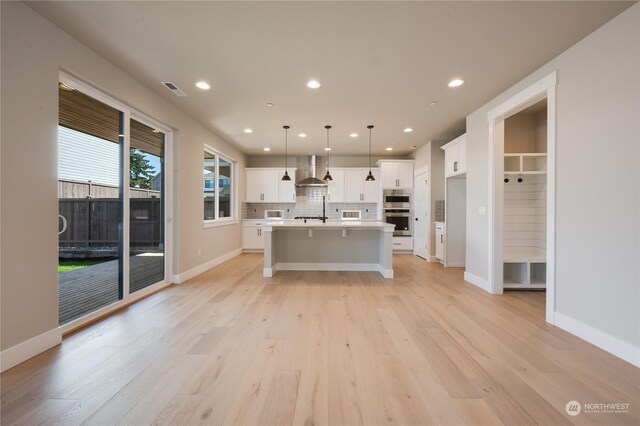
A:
[[326, 125, 331, 170], [368, 125, 374, 172], [284, 125, 289, 170]]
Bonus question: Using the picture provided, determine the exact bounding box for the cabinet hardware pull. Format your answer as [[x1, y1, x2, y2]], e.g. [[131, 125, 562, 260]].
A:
[[454, 161, 458, 172], [441, 235, 443, 243]]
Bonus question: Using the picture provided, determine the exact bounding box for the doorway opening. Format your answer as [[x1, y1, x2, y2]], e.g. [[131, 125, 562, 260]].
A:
[[488, 72, 556, 324]]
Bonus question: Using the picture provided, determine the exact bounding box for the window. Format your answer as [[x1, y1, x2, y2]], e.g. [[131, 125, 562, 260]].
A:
[[203, 147, 235, 223]]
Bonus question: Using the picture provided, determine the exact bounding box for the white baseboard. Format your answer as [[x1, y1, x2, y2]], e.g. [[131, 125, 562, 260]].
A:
[[464, 271, 491, 292], [272, 262, 393, 279], [445, 262, 466, 268], [172, 248, 241, 284], [554, 312, 640, 368], [1, 328, 62, 373]]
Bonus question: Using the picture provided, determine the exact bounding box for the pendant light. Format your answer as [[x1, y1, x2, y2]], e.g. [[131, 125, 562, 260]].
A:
[[323, 125, 333, 181], [281, 125, 291, 181], [365, 125, 376, 181]]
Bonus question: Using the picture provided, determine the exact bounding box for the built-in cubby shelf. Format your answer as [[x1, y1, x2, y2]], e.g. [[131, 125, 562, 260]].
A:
[[503, 260, 546, 289], [504, 153, 547, 175]]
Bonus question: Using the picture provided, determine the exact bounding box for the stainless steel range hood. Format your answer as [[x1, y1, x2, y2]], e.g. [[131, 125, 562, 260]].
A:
[[295, 155, 327, 187]]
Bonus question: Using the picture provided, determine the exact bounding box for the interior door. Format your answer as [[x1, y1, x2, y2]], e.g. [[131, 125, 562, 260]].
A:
[[413, 172, 429, 259]]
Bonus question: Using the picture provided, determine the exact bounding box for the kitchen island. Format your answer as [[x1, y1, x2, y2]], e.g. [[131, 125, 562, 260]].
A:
[[262, 221, 395, 278]]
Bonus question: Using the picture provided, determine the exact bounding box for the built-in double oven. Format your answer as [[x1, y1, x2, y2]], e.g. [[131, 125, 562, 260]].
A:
[[383, 190, 412, 236]]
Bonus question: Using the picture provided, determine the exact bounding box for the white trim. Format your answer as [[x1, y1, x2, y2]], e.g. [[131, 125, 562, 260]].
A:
[[545, 85, 557, 324], [487, 72, 558, 322], [1, 328, 62, 372], [203, 219, 239, 229], [464, 271, 491, 292], [172, 248, 241, 284], [444, 262, 465, 268], [488, 71, 557, 121], [428, 256, 439, 262], [272, 262, 393, 279], [554, 313, 640, 368]]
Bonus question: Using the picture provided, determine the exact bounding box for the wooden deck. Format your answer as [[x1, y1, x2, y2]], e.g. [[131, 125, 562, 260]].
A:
[[59, 254, 164, 324]]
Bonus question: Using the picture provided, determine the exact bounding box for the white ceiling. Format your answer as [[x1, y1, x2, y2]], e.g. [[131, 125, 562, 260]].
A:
[[28, 1, 633, 156]]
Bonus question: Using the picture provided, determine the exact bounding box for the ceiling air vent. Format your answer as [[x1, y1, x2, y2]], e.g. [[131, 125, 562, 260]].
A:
[[161, 81, 187, 97]]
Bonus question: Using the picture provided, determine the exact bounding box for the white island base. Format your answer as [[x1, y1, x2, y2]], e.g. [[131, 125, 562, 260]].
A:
[[262, 221, 395, 279]]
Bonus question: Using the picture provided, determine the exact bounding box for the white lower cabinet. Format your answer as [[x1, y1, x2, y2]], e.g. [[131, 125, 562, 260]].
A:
[[392, 236, 413, 252], [242, 222, 264, 250], [435, 222, 445, 261]]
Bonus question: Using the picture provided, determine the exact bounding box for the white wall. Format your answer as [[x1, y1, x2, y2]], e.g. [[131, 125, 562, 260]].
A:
[[466, 5, 639, 353], [0, 2, 246, 354]]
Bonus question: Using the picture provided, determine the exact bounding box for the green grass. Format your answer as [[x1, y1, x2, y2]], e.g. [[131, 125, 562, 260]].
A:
[[58, 259, 109, 274]]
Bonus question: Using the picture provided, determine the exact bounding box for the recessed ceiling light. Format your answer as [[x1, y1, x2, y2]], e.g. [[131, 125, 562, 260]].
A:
[[324, 147, 331, 151], [448, 79, 465, 88], [429, 101, 438, 106], [403, 128, 413, 133], [243, 128, 253, 134], [298, 133, 307, 138], [386, 147, 393, 151], [350, 133, 359, 138], [263, 147, 271, 151], [266, 102, 274, 107], [195, 81, 211, 90], [306, 80, 321, 89]]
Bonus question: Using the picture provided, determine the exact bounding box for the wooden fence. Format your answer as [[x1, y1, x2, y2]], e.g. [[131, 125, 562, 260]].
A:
[[59, 178, 160, 199], [59, 198, 162, 249]]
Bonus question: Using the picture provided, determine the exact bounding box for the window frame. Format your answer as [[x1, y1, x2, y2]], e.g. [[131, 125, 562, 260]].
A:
[[203, 144, 238, 227]]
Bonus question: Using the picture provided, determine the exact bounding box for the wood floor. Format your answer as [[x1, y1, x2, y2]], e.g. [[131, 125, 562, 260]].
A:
[[2, 254, 638, 425]]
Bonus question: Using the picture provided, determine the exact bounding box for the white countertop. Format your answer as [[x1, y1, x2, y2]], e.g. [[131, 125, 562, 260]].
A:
[[261, 220, 394, 230]]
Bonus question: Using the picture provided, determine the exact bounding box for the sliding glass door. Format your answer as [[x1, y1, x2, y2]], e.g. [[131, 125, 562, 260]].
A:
[[129, 119, 165, 293], [58, 83, 124, 324], [58, 78, 170, 327]]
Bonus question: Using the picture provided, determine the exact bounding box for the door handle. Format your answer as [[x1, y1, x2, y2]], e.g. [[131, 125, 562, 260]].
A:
[[415, 218, 418, 221]]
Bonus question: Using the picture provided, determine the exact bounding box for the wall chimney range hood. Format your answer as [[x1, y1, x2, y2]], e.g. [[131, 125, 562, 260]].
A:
[[295, 155, 327, 187]]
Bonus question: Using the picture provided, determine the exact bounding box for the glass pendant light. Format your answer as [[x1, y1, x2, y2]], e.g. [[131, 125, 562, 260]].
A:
[[282, 125, 291, 181], [323, 125, 333, 181], [365, 125, 376, 181]]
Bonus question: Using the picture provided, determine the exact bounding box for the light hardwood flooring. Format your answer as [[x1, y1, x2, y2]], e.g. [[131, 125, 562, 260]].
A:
[[2, 254, 638, 425]]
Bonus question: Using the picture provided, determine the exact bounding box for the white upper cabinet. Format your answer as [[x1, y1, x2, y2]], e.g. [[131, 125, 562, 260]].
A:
[[278, 169, 296, 202], [344, 169, 379, 202], [442, 134, 467, 178], [327, 170, 345, 203], [245, 169, 287, 202], [378, 161, 414, 189]]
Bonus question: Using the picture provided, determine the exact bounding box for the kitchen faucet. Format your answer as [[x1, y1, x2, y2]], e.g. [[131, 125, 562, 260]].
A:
[[322, 195, 326, 223]]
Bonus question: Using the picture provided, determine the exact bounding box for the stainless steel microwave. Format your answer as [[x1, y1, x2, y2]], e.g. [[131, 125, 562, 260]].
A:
[[383, 190, 412, 209]]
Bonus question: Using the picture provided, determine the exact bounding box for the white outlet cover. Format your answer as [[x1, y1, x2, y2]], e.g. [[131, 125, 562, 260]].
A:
[[478, 206, 487, 216]]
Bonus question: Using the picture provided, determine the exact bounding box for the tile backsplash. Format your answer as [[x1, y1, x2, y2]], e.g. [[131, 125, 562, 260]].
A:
[[243, 186, 378, 220], [434, 199, 445, 222]]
